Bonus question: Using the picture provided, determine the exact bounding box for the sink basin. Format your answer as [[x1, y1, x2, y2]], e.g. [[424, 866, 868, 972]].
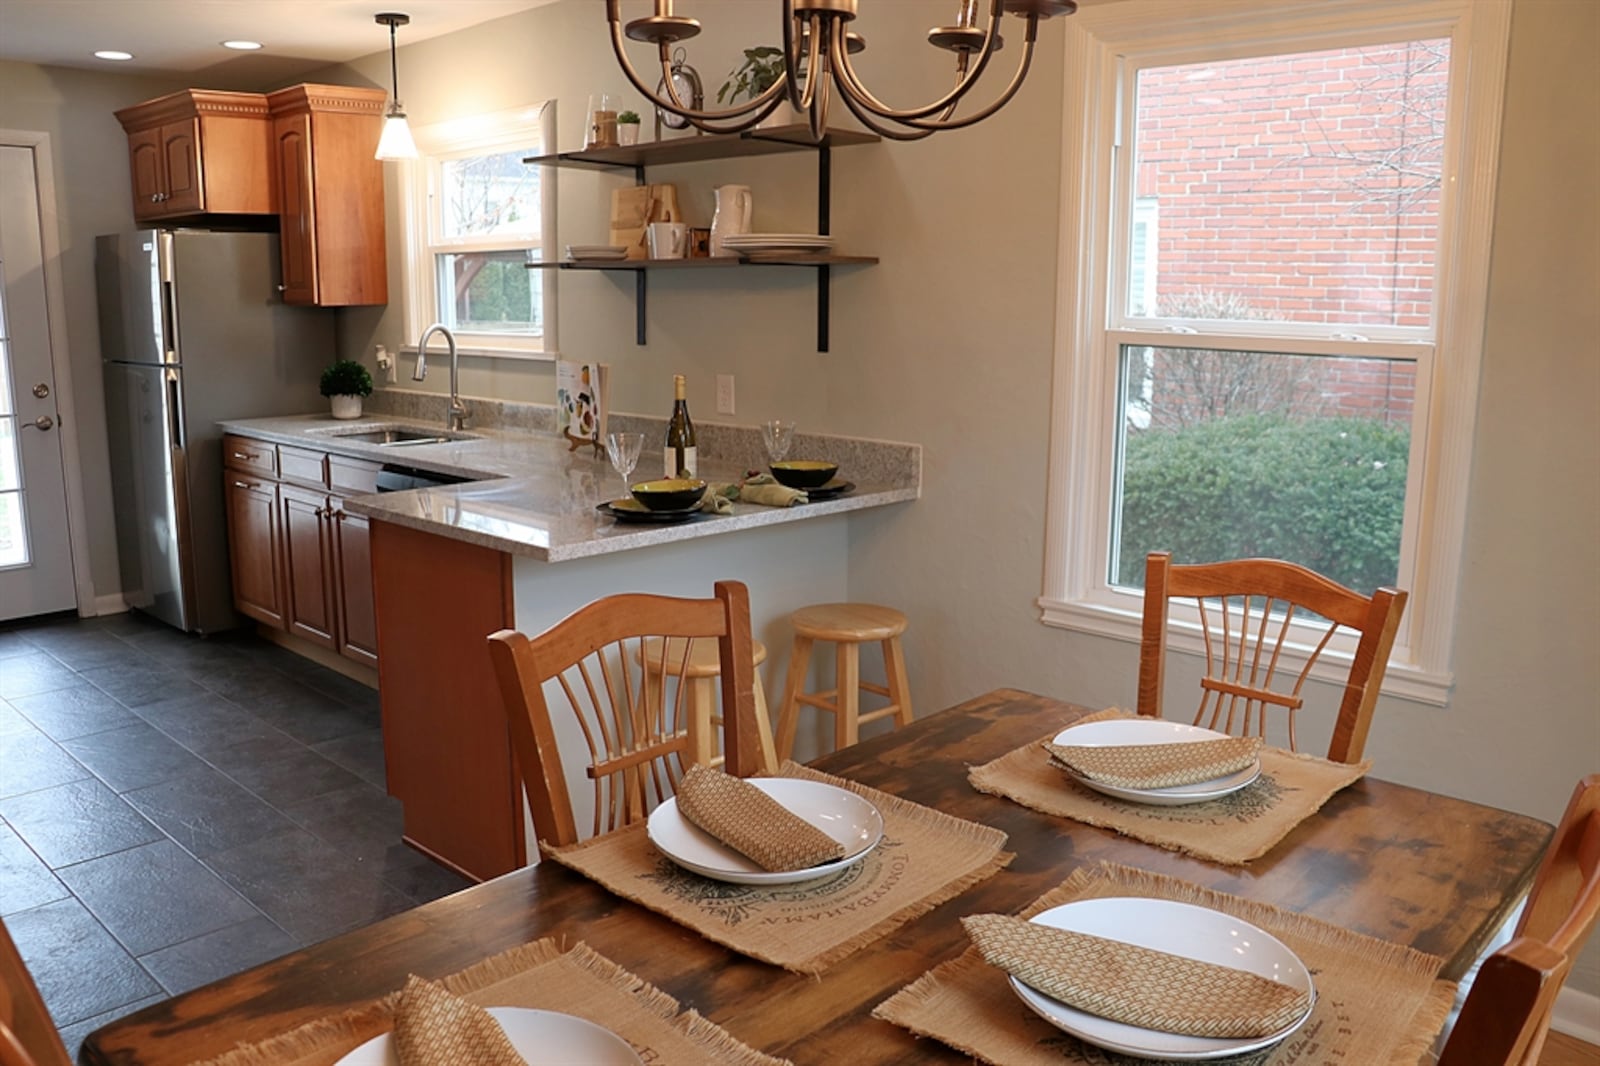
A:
[[319, 425, 479, 447]]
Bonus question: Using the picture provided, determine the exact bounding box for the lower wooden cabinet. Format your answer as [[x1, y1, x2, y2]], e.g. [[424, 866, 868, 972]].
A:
[[224, 474, 284, 628], [280, 482, 338, 649], [332, 503, 379, 667]]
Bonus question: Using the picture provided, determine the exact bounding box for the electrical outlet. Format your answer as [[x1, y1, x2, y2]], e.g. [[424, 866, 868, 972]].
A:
[[716, 374, 735, 415]]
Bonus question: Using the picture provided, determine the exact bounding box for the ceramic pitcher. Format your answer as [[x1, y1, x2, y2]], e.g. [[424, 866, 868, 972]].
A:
[[710, 184, 753, 257]]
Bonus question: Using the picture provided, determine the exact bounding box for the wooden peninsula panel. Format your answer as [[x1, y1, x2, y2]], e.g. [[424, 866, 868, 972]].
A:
[[370, 521, 522, 880]]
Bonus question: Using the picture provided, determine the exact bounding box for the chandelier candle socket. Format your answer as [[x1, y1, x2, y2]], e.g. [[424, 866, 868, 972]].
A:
[[605, 0, 1078, 141]]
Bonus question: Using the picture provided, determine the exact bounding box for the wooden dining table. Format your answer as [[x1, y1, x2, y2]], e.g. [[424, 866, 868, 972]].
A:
[[80, 688, 1552, 1066]]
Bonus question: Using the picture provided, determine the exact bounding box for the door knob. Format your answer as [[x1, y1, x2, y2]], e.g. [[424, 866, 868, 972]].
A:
[[32, 383, 49, 398], [22, 415, 54, 431]]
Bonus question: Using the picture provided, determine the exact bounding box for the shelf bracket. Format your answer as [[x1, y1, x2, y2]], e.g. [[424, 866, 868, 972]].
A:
[[817, 144, 832, 353]]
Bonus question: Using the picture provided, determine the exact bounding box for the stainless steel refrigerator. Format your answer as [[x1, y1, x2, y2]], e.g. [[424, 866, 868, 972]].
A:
[[98, 229, 334, 634]]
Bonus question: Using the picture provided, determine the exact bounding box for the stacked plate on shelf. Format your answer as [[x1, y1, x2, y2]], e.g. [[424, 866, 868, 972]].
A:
[[566, 244, 628, 261], [721, 233, 835, 254]]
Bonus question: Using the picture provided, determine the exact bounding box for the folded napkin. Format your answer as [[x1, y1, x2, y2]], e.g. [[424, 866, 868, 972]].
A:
[[392, 974, 524, 1066], [1045, 735, 1262, 790], [675, 764, 846, 871], [737, 474, 808, 508], [962, 914, 1310, 1039]]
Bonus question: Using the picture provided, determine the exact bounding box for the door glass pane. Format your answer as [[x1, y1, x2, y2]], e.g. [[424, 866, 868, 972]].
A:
[[0, 491, 26, 568], [0, 416, 17, 491], [1130, 39, 1449, 328], [1111, 344, 1414, 593], [437, 147, 540, 240], [436, 252, 543, 335]]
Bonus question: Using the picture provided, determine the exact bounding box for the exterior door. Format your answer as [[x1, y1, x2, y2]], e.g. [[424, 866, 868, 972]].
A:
[[0, 144, 74, 620]]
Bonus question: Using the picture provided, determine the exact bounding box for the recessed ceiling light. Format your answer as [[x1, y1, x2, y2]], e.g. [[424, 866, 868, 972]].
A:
[[222, 40, 263, 51], [94, 50, 134, 61]]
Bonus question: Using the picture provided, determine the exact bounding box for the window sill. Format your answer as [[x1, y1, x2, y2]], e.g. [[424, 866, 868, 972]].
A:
[[1036, 595, 1453, 707], [398, 344, 556, 363]]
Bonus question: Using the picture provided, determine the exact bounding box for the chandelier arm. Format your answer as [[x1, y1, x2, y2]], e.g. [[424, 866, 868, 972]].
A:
[[682, 89, 792, 136], [828, 2, 1007, 122], [831, 83, 940, 142], [605, 7, 781, 122], [891, 28, 1040, 131]]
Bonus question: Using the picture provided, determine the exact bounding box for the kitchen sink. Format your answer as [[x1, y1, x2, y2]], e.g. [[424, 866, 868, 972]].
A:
[[319, 425, 480, 447]]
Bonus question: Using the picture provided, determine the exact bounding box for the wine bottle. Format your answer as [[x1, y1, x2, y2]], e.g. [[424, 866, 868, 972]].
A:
[[664, 373, 698, 478]]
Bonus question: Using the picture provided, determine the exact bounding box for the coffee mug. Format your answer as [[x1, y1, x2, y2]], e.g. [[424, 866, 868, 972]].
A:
[[647, 221, 689, 260]]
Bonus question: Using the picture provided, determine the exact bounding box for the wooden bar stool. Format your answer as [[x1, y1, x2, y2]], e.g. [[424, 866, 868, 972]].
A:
[[776, 603, 913, 758], [637, 637, 779, 774]]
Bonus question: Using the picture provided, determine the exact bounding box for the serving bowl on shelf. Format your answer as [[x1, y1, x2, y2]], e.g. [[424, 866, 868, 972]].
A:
[[769, 460, 839, 489], [631, 478, 707, 511]]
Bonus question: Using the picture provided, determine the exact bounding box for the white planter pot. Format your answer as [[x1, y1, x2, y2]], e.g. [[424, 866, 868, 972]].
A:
[[330, 395, 363, 420], [618, 124, 640, 146]]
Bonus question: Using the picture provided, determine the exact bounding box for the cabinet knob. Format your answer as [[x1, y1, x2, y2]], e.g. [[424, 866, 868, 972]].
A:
[[277, 284, 287, 292], [150, 193, 161, 203]]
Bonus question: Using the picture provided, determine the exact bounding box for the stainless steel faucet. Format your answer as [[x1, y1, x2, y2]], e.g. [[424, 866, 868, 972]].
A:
[[413, 323, 468, 431]]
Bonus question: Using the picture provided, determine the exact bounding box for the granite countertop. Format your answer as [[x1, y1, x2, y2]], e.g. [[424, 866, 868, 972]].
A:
[[218, 413, 920, 563]]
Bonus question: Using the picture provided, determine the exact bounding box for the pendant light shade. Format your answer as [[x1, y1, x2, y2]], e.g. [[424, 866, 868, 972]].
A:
[[375, 12, 417, 160]]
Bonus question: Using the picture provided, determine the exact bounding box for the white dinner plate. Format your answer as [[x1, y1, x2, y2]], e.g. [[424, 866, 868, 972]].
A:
[[1050, 718, 1262, 806], [333, 1006, 642, 1065], [1008, 898, 1315, 1060], [647, 778, 884, 885]]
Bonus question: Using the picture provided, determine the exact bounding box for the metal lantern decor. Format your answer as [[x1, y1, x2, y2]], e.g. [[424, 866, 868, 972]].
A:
[[604, 0, 1077, 142]]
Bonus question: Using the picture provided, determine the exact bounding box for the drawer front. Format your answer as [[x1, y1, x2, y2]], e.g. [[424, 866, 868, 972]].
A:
[[329, 454, 382, 496], [222, 434, 277, 479], [279, 444, 329, 489]]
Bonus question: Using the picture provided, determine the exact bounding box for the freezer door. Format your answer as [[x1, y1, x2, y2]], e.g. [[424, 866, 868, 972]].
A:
[[94, 231, 169, 367], [102, 360, 195, 631]]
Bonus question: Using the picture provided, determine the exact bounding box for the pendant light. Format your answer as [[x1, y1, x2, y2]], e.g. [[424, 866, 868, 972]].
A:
[[374, 12, 418, 160]]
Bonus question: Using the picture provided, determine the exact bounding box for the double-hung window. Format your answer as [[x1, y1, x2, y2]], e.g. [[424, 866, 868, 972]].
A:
[[401, 103, 556, 358], [1040, 0, 1511, 703]]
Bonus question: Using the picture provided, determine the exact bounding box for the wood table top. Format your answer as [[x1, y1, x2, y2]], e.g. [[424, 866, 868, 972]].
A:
[[80, 689, 1552, 1066]]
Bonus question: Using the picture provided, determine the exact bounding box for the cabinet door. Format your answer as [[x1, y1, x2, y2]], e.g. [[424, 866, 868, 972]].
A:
[[280, 483, 336, 649], [224, 476, 284, 629], [332, 501, 379, 668], [128, 126, 166, 221], [273, 113, 317, 305], [161, 119, 203, 215]]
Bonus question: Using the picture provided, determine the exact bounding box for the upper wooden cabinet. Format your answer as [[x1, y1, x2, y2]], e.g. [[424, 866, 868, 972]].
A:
[[115, 90, 273, 222], [267, 84, 388, 307]]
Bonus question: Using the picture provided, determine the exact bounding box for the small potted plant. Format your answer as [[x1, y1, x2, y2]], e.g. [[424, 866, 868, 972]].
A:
[[320, 358, 373, 420], [717, 47, 798, 128], [617, 109, 641, 146]]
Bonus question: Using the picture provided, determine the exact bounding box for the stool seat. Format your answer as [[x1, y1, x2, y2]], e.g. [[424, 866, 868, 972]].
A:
[[776, 602, 913, 760], [640, 637, 769, 678], [790, 603, 908, 643], [636, 637, 777, 773]]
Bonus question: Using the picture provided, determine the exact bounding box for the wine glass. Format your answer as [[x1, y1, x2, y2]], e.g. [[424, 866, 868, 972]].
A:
[[761, 420, 797, 466], [605, 432, 644, 497]]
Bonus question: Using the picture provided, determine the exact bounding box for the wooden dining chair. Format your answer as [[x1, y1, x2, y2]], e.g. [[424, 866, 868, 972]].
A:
[[0, 917, 71, 1066], [1438, 774, 1600, 1066], [487, 580, 762, 848], [1138, 550, 1407, 763]]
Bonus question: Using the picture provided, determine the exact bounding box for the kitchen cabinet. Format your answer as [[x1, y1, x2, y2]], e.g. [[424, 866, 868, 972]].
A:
[[115, 90, 274, 222], [223, 433, 380, 667], [524, 125, 879, 352], [266, 85, 389, 307]]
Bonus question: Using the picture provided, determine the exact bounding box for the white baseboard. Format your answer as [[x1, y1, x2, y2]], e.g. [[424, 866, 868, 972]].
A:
[[92, 594, 128, 616], [1553, 985, 1600, 1044]]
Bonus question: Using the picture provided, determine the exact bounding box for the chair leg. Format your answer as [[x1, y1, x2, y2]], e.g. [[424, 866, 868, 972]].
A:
[[752, 671, 779, 773], [883, 635, 913, 727], [776, 636, 814, 761], [837, 640, 861, 749]]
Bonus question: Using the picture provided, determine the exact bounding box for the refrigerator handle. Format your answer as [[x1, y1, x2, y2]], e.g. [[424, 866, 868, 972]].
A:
[[158, 231, 178, 364], [165, 367, 185, 450]]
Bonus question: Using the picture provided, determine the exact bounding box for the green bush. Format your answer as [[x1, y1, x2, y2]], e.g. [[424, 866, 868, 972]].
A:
[[1114, 414, 1409, 593], [319, 359, 373, 398]]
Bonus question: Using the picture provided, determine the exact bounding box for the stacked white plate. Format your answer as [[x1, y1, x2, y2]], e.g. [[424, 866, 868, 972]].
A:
[[1009, 898, 1316, 1060], [566, 244, 628, 260], [722, 233, 835, 254], [1051, 718, 1262, 806]]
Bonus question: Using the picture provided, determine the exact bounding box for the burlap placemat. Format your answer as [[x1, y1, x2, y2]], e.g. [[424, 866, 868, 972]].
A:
[[969, 710, 1369, 865], [192, 938, 786, 1066], [874, 862, 1455, 1066], [549, 761, 1012, 973]]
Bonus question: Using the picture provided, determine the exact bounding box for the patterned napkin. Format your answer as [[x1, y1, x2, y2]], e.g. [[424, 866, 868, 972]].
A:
[[961, 913, 1310, 1039], [703, 475, 807, 510], [1046, 735, 1262, 790], [676, 764, 846, 871], [392, 975, 524, 1066]]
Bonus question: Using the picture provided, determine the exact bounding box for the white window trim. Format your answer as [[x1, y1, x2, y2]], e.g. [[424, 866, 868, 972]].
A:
[[398, 103, 558, 361], [1038, 0, 1512, 706]]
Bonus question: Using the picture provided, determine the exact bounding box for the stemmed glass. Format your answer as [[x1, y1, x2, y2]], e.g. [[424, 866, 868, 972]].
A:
[[605, 432, 644, 497], [761, 420, 797, 466]]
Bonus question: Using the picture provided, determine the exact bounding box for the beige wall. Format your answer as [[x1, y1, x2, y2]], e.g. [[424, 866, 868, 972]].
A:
[[7, 0, 1594, 994]]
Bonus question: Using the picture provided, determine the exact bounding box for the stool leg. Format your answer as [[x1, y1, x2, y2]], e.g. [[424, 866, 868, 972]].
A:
[[837, 641, 861, 749], [687, 677, 717, 768], [776, 636, 814, 761], [883, 635, 913, 727], [752, 669, 779, 773]]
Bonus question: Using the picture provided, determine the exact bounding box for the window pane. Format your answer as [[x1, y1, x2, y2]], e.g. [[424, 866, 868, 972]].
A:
[[438, 148, 540, 240], [436, 252, 542, 335], [1130, 40, 1449, 328], [1111, 345, 1413, 593]]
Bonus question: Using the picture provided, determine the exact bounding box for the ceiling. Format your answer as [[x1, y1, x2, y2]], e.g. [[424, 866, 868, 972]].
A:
[[0, 0, 557, 86]]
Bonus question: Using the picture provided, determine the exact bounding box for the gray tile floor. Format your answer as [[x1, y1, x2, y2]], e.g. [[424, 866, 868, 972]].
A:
[[0, 611, 473, 1058]]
